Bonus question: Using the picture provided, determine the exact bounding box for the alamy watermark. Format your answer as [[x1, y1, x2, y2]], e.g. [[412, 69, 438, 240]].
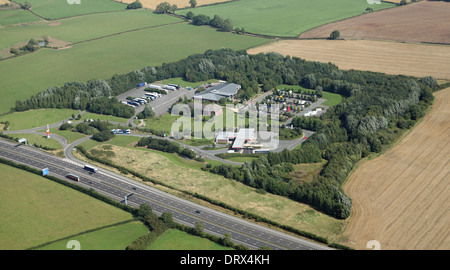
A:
[[170, 98, 280, 148], [67, 0, 81, 4]]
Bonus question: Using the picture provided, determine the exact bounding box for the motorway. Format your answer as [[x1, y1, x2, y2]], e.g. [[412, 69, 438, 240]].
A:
[[0, 138, 331, 250]]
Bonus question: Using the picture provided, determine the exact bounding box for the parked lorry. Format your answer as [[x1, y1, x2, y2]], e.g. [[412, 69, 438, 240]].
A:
[[163, 85, 176, 91], [138, 82, 147, 87], [148, 84, 162, 90]]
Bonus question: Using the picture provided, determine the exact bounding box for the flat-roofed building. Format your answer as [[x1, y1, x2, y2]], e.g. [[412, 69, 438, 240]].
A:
[[194, 83, 241, 102]]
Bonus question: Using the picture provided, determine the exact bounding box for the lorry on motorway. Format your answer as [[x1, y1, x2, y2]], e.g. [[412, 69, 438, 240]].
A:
[[84, 165, 98, 173], [66, 173, 81, 181]]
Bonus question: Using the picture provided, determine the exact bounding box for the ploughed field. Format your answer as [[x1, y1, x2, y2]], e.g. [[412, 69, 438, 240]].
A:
[[342, 87, 450, 250], [247, 39, 450, 80], [300, 1, 450, 44]]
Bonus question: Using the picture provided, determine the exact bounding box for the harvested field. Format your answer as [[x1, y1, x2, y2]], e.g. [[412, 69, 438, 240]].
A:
[[300, 1, 450, 44], [342, 87, 450, 250], [118, 0, 231, 10], [247, 39, 450, 80]]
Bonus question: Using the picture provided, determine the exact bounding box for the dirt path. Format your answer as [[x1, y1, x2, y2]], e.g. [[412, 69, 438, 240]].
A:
[[341, 87, 450, 250]]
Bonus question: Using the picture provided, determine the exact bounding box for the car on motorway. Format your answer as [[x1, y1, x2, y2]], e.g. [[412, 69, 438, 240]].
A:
[[195, 210, 201, 214]]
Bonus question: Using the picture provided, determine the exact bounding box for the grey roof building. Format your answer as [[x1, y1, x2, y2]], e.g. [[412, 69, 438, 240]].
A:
[[194, 83, 241, 102]]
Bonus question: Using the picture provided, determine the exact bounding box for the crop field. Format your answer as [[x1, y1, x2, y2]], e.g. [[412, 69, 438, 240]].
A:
[[0, 9, 180, 51], [118, 0, 232, 10], [300, 1, 450, 44], [179, 0, 395, 37], [0, 22, 268, 114], [14, 0, 126, 19], [342, 87, 450, 250], [76, 140, 344, 239], [0, 8, 42, 26], [0, 163, 135, 250], [36, 222, 148, 250], [0, 109, 79, 130], [247, 39, 450, 80]]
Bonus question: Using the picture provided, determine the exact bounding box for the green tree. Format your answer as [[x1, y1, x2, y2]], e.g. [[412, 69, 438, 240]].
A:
[[329, 30, 340, 40], [126, 0, 143, 9], [189, 0, 197, 8], [194, 221, 204, 236], [136, 203, 153, 219], [185, 11, 194, 20], [192, 14, 210, 25], [155, 2, 171, 13], [169, 4, 177, 14]]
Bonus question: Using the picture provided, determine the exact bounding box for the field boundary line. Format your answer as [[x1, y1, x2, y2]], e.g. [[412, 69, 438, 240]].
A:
[[66, 21, 185, 47], [26, 219, 138, 250]]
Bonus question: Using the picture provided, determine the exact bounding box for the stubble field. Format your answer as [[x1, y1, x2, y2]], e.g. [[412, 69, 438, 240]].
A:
[[247, 39, 450, 80], [341, 87, 450, 250], [300, 1, 450, 44]]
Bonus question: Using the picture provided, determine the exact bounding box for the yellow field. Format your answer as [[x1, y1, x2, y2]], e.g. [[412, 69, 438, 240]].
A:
[[341, 87, 450, 250], [118, 0, 231, 10], [247, 39, 450, 80]]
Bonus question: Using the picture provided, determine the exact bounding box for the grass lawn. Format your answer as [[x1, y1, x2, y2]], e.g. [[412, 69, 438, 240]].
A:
[[36, 221, 148, 250], [180, 0, 395, 37], [0, 109, 79, 130], [14, 0, 126, 20], [0, 163, 134, 250], [148, 229, 234, 250], [81, 112, 129, 124], [0, 23, 268, 114], [322, 91, 343, 107], [49, 128, 87, 143], [0, 8, 42, 27], [8, 132, 63, 150]]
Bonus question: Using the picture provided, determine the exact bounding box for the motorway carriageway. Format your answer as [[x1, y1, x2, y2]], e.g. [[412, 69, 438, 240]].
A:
[[0, 139, 331, 250]]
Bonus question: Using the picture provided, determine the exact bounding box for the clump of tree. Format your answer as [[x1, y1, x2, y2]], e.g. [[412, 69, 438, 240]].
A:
[[189, 0, 197, 8], [154, 2, 177, 14], [137, 136, 196, 159], [190, 13, 233, 31], [92, 130, 115, 142], [136, 104, 155, 119], [126, 0, 143, 9], [10, 39, 40, 56], [328, 30, 340, 40]]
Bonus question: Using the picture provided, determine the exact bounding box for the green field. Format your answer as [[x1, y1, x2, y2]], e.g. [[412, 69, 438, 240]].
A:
[[322, 91, 343, 107], [180, 0, 395, 37], [0, 163, 135, 250], [0, 22, 268, 114], [148, 229, 234, 250], [0, 8, 42, 27], [15, 0, 126, 19], [0, 109, 79, 130], [37, 221, 148, 250], [0, 9, 180, 50], [8, 132, 63, 150]]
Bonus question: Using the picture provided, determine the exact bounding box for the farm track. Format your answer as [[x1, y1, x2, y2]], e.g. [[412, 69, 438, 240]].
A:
[[342, 87, 450, 250]]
